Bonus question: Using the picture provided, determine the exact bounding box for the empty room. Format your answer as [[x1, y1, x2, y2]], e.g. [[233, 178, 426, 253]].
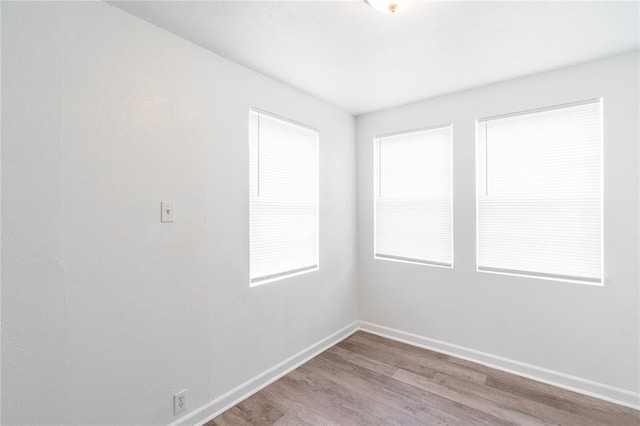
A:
[[1, 0, 639, 425]]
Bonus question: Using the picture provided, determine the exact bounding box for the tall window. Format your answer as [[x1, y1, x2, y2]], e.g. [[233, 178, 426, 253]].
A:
[[374, 125, 453, 267], [476, 99, 603, 285], [249, 110, 319, 286]]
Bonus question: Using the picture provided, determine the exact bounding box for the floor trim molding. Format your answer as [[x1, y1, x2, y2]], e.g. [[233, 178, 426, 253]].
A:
[[171, 321, 359, 426], [358, 320, 640, 410]]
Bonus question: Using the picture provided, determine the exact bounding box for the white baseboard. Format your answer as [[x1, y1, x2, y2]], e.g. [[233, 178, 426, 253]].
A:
[[358, 321, 640, 410], [171, 318, 637, 425], [171, 321, 359, 426]]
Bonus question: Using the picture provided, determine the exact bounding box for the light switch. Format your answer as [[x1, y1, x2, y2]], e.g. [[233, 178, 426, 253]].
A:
[[161, 201, 175, 222]]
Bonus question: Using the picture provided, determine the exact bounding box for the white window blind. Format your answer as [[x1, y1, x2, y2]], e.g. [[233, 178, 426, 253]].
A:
[[374, 125, 453, 267], [249, 110, 319, 285], [476, 99, 602, 284]]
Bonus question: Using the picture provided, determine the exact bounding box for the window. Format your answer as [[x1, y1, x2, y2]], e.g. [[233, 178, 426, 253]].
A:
[[374, 125, 453, 267], [249, 110, 319, 285], [476, 99, 603, 285]]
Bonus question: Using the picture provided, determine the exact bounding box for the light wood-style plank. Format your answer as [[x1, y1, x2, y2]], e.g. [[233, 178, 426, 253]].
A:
[[207, 331, 640, 425]]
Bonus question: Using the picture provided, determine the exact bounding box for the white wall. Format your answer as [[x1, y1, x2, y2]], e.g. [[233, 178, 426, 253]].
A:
[[356, 51, 640, 403], [2, 1, 638, 423], [1, 2, 357, 425], [0, 2, 3, 421]]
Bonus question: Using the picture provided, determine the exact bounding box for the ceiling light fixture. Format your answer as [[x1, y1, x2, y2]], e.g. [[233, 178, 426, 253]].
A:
[[365, 0, 413, 14]]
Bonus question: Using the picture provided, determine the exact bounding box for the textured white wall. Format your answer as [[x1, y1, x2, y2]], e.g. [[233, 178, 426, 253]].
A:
[[356, 52, 639, 397], [1, 2, 357, 424]]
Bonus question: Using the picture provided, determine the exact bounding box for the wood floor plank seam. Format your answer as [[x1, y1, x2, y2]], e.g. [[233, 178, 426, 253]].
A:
[[321, 343, 513, 425], [314, 350, 511, 426]]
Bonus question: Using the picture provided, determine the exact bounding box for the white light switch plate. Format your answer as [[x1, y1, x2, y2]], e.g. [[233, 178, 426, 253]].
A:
[[161, 201, 175, 222]]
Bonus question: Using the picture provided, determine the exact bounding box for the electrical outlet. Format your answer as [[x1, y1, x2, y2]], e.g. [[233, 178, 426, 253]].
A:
[[174, 390, 187, 415]]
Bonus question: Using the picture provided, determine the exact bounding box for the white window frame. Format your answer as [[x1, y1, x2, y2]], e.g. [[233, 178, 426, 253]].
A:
[[475, 98, 604, 286], [249, 108, 320, 286], [373, 124, 454, 269]]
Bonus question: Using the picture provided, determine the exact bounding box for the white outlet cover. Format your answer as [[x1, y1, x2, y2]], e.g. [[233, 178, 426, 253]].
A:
[[161, 201, 175, 222], [174, 389, 187, 415]]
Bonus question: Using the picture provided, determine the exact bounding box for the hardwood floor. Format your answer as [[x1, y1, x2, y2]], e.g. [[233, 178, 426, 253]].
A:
[[207, 331, 640, 425]]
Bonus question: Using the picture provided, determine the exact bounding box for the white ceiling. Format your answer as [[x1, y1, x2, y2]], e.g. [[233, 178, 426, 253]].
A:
[[110, 1, 639, 115]]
